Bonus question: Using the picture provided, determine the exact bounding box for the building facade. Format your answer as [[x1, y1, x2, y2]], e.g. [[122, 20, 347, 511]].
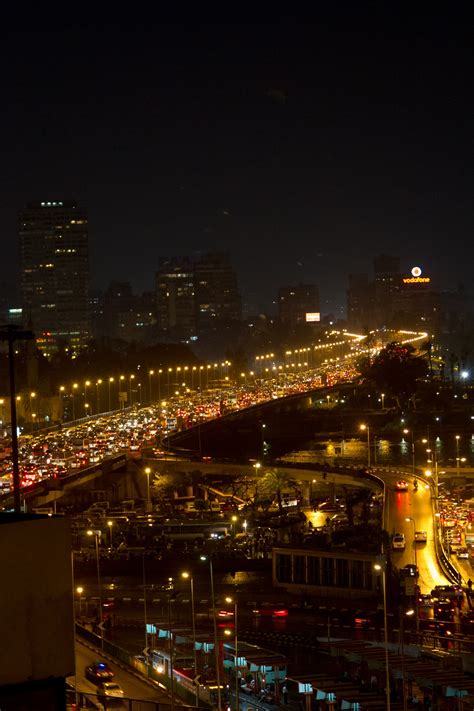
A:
[[273, 546, 377, 598], [156, 257, 196, 339], [18, 200, 90, 354], [278, 284, 320, 326], [194, 252, 241, 332]]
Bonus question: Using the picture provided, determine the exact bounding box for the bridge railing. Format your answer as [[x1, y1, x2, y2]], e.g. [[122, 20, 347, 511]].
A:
[[75, 624, 209, 710]]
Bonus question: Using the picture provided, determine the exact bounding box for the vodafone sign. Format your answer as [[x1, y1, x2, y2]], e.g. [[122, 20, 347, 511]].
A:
[[403, 266, 430, 284]]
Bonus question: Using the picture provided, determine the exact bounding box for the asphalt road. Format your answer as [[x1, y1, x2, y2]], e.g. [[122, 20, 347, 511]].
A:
[[70, 639, 169, 705]]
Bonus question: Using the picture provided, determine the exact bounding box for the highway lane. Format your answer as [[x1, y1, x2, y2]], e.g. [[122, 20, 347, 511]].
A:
[[69, 639, 170, 705], [383, 471, 448, 593]]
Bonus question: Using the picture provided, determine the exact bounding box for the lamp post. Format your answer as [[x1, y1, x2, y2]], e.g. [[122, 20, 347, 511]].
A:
[[182, 572, 199, 702], [149, 370, 154, 403], [107, 520, 113, 548], [76, 586, 84, 616], [96, 379, 102, 413], [405, 517, 419, 633], [119, 375, 125, 409], [0, 325, 35, 512], [225, 596, 239, 711], [72, 383, 78, 421], [400, 607, 415, 711], [455, 435, 461, 478], [87, 530, 103, 649], [381, 392, 385, 410], [29, 391, 36, 428], [129, 374, 135, 406], [144, 467, 152, 511], [158, 369, 163, 401], [201, 555, 222, 711], [360, 424, 370, 468], [373, 559, 390, 711], [108, 377, 114, 411], [426, 448, 439, 500], [403, 429, 416, 476], [84, 381, 90, 416]]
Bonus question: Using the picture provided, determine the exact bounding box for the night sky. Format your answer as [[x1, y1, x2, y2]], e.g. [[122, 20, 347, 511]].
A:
[[1, 11, 472, 316]]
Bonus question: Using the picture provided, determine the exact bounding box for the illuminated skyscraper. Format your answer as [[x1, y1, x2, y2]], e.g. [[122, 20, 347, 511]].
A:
[[18, 200, 90, 354]]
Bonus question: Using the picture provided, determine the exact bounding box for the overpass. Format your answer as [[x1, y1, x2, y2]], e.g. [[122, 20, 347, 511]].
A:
[[0, 453, 128, 511]]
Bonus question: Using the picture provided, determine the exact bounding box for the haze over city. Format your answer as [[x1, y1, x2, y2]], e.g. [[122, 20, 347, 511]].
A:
[[1, 12, 472, 314], [1, 13, 474, 711]]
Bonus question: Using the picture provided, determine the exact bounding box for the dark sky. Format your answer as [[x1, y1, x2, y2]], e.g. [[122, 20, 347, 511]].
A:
[[1, 11, 472, 315]]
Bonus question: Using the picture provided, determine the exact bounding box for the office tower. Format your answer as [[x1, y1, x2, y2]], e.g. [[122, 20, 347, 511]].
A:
[[278, 284, 320, 326], [194, 252, 241, 333], [373, 254, 401, 327], [155, 257, 196, 340], [18, 200, 90, 353], [346, 273, 374, 329]]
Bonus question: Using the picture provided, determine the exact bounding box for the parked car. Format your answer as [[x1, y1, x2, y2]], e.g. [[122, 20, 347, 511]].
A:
[[392, 533, 406, 550]]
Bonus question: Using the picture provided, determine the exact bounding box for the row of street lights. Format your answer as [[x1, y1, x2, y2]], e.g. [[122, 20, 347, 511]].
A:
[[359, 424, 466, 475], [80, 538, 233, 711]]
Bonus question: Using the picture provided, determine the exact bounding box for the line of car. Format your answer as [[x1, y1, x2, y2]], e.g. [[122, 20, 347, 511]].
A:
[[85, 661, 124, 699]]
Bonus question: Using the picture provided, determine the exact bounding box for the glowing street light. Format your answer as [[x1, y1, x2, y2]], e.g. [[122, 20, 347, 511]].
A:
[[107, 520, 113, 547], [360, 424, 370, 467], [182, 572, 198, 702]]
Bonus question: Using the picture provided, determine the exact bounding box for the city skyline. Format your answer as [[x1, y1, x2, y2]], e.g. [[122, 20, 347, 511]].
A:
[[1, 14, 472, 314]]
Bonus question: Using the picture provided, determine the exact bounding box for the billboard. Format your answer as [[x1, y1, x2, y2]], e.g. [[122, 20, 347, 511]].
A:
[[305, 312, 321, 322]]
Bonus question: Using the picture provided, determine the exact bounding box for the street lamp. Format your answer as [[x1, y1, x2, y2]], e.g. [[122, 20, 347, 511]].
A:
[[373, 559, 390, 711], [405, 517, 418, 570], [403, 429, 416, 476], [455, 435, 461, 478], [225, 596, 239, 711], [360, 424, 370, 468], [76, 586, 84, 615], [182, 572, 198, 702], [29, 391, 36, 426], [200, 555, 221, 711], [87, 530, 103, 649], [108, 377, 114, 411], [405, 517, 419, 633], [129, 374, 135, 405], [96, 379, 102, 413], [72, 383, 78, 421], [84, 381, 90, 415], [144, 467, 152, 511], [107, 520, 113, 548], [158, 369, 163, 401], [400, 607, 415, 711], [381, 392, 385, 410], [149, 370, 154, 403]]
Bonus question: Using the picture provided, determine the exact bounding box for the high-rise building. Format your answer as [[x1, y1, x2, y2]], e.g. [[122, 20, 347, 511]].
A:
[[373, 254, 401, 326], [346, 273, 374, 329], [156, 257, 196, 339], [18, 200, 90, 353], [194, 252, 241, 332], [278, 284, 320, 326]]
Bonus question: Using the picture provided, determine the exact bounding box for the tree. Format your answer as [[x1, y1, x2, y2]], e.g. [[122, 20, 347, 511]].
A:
[[260, 469, 296, 514], [362, 341, 428, 410]]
